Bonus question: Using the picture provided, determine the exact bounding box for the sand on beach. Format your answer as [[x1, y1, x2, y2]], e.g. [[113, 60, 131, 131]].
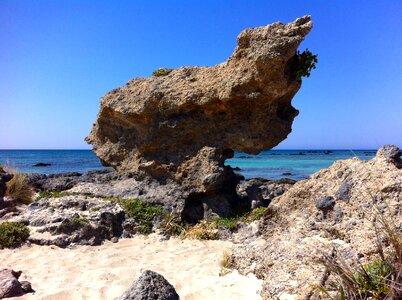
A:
[[2, 235, 262, 300]]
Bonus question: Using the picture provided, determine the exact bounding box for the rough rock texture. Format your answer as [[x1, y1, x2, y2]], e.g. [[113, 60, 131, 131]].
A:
[[4, 196, 126, 247], [230, 145, 402, 299], [237, 178, 296, 208], [117, 270, 179, 300], [86, 16, 313, 220], [26, 169, 117, 192], [0, 168, 13, 207], [0, 269, 33, 298]]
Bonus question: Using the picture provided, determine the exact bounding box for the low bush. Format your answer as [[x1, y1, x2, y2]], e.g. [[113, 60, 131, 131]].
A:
[[36, 190, 71, 201], [213, 207, 267, 232], [120, 199, 164, 234], [152, 68, 173, 77], [291, 49, 318, 81], [318, 204, 402, 299], [4, 167, 34, 205], [0, 222, 30, 248]]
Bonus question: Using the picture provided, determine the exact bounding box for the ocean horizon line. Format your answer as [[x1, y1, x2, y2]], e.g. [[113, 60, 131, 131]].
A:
[[0, 148, 378, 151]]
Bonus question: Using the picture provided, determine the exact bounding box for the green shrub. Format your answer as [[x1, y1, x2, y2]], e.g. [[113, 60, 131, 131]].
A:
[[36, 190, 71, 201], [291, 49, 318, 81], [214, 217, 238, 232], [353, 259, 392, 298], [71, 216, 89, 225], [213, 207, 266, 232], [121, 199, 164, 234], [0, 222, 30, 248], [152, 68, 173, 77]]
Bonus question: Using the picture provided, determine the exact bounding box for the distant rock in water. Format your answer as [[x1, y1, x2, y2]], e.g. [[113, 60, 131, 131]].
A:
[[33, 163, 51, 167], [86, 16, 313, 221]]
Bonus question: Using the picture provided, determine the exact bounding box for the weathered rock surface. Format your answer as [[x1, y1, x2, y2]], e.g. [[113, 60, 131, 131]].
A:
[[230, 145, 402, 298], [0, 269, 34, 298], [86, 16, 313, 220], [26, 169, 117, 192], [117, 270, 179, 300], [4, 196, 126, 247], [0, 168, 13, 208], [237, 178, 296, 209]]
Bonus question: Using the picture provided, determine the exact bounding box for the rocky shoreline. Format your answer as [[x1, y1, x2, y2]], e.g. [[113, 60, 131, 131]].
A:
[[1, 145, 401, 299]]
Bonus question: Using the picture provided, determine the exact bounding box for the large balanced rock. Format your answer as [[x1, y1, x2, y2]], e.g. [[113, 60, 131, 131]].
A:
[[117, 270, 179, 300], [87, 16, 313, 220]]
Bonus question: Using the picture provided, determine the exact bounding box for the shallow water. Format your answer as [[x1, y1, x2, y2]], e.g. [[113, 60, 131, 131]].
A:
[[0, 149, 376, 180]]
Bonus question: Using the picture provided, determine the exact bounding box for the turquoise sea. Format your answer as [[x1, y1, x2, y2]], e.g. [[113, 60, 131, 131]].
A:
[[0, 149, 376, 180]]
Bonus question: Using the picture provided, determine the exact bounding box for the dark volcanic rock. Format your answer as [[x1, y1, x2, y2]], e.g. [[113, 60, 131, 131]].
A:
[[26, 169, 117, 192], [335, 180, 352, 202], [33, 163, 51, 167], [0, 269, 34, 299], [377, 144, 402, 168], [237, 178, 296, 208], [316, 196, 335, 210], [0, 168, 13, 207], [86, 17, 313, 220], [117, 270, 179, 300]]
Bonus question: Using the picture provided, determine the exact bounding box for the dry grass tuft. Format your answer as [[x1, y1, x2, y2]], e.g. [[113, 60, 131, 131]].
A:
[[181, 220, 219, 240], [3, 166, 34, 205], [219, 250, 234, 276]]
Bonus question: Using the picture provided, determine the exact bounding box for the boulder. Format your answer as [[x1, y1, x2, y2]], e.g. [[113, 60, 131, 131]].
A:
[[0, 168, 13, 208], [117, 270, 179, 300], [0, 269, 34, 298], [87, 16, 313, 220]]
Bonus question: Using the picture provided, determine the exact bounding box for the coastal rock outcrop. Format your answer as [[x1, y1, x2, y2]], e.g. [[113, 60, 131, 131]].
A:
[[0, 168, 13, 208], [117, 270, 179, 300], [230, 145, 402, 298], [87, 16, 313, 220], [5, 196, 126, 247]]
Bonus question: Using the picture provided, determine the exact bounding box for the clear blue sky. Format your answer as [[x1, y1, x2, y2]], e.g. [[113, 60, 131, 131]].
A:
[[1, 0, 401, 150]]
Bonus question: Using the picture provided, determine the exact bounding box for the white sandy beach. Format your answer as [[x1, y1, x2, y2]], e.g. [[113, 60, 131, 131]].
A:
[[2, 235, 262, 300]]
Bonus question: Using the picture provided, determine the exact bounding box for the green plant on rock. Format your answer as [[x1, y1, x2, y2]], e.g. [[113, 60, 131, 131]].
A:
[[0, 222, 30, 248], [36, 190, 72, 201], [121, 199, 164, 234], [152, 68, 173, 77], [214, 216, 238, 232], [353, 259, 392, 298], [71, 216, 89, 225], [291, 48, 318, 81]]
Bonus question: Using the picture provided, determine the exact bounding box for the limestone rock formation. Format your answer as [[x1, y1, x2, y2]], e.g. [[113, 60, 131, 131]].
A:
[[117, 270, 179, 300], [231, 145, 402, 298], [87, 16, 313, 220]]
